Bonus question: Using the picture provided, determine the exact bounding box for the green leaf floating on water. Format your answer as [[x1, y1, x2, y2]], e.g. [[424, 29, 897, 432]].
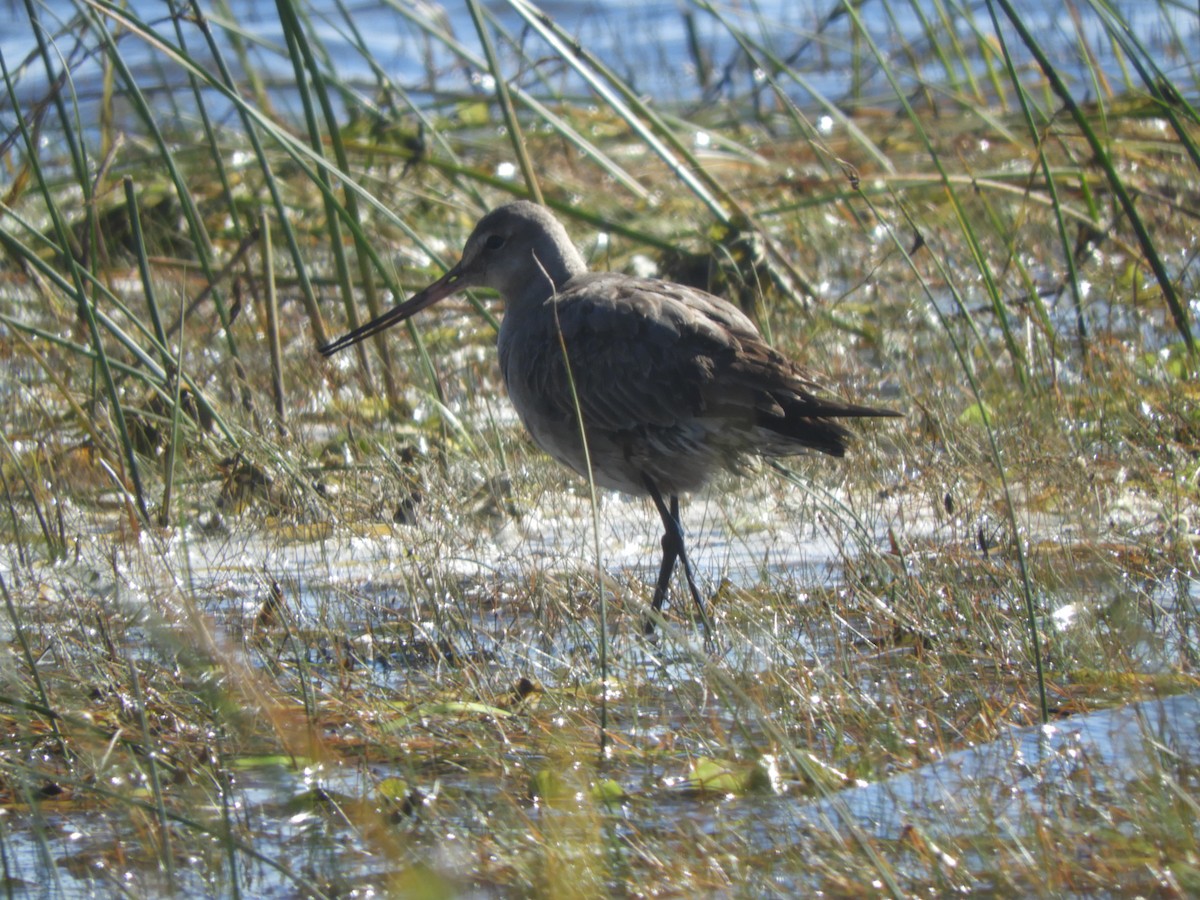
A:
[[229, 754, 313, 771], [377, 777, 410, 802], [957, 401, 994, 428], [378, 777, 430, 818], [685, 756, 778, 795], [421, 700, 511, 717], [687, 757, 747, 794], [529, 768, 573, 804], [379, 700, 511, 733], [590, 778, 627, 803], [529, 769, 627, 806]]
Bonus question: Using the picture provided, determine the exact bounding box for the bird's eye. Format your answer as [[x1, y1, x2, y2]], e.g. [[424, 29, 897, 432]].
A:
[[484, 234, 506, 251]]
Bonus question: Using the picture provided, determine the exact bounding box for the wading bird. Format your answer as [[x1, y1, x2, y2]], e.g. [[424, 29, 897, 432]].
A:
[[320, 201, 899, 636]]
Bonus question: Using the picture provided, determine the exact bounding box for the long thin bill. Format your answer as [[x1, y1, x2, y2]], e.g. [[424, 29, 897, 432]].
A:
[[318, 266, 464, 357]]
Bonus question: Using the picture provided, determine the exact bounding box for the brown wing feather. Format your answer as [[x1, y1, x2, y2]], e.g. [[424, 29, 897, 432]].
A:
[[503, 273, 896, 460]]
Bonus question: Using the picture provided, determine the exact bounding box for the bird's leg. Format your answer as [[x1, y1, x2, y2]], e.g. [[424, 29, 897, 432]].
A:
[[642, 477, 712, 639], [649, 501, 680, 614]]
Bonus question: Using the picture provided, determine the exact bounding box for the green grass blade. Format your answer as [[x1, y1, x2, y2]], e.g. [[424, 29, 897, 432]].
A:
[[989, 0, 1196, 356]]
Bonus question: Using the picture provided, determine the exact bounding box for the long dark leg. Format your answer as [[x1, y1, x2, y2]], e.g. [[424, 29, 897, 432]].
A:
[[642, 476, 712, 638], [652, 496, 681, 619]]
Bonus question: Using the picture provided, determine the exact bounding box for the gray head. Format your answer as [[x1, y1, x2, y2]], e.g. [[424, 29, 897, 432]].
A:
[[319, 201, 588, 356], [453, 201, 588, 307]]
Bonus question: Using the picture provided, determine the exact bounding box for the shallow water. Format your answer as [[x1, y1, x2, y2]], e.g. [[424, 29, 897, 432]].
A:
[[7, 1, 1195, 133], [0, 440, 1195, 897], [3, 1, 1198, 892]]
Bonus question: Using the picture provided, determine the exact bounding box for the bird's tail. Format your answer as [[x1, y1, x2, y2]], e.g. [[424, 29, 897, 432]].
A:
[[758, 396, 901, 458]]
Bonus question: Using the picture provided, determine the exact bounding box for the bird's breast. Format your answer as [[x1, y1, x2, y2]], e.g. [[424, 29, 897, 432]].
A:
[[497, 317, 602, 485], [496, 315, 728, 497]]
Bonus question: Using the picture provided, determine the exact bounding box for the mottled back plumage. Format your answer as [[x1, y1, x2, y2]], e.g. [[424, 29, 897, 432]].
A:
[[320, 200, 900, 635]]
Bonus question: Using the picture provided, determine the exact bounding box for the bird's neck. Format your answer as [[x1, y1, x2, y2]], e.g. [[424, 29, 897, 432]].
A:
[[515, 245, 587, 307], [539, 243, 587, 286]]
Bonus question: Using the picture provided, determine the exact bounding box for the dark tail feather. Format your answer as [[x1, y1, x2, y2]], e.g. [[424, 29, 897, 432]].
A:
[[759, 397, 901, 458]]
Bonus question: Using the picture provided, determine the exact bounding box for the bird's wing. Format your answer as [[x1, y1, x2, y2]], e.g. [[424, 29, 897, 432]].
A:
[[502, 273, 897, 448], [501, 277, 727, 432], [616, 278, 897, 421]]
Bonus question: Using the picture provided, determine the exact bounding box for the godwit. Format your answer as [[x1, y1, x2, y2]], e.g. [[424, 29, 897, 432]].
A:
[[320, 201, 899, 635]]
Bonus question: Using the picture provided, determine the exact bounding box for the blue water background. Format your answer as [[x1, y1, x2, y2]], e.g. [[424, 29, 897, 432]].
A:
[[4, 1, 1196, 130]]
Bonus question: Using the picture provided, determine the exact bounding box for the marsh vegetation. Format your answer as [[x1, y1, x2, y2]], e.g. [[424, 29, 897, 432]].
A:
[[1, 0, 1198, 895]]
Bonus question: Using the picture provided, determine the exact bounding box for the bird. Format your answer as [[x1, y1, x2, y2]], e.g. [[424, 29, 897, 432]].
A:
[[319, 201, 899, 637]]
